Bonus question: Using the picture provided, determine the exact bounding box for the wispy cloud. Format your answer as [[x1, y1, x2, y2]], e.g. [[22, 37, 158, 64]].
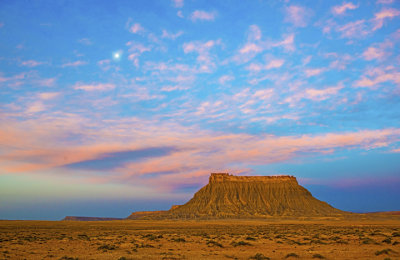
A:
[[305, 68, 325, 77], [372, 8, 400, 31], [354, 66, 400, 88], [284, 5, 311, 27], [285, 84, 343, 106], [78, 38, 92, 45], [161, 29, 183, 40], [61, 61, 87, 67], [271, 34, 295, 52], [337, 19, 368, 38], [73, 83, 115, 91], [332, 2, 358, 15], [129, 23, 144, 34], [247, 25, 262, 41], [377, 0, 394, 4], [219, 75, 234, 85], [126, 41, 151, 67], [38, 92, 59, 100], [25, 101, 46, 114], [363, 47, 386, 60], [190, 10, 216, 22], [247, 59, 285, 72], [2, 113, 400, 190], [172, 0, 184, 8], [64, 147, 178, 171], [21, 60, 44, 67], [239, 43, 263, 54], [183, 39, 221, 72]]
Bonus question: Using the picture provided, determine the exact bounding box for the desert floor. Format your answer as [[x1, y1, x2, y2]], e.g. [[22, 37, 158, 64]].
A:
[[0, 219, 400, 260]]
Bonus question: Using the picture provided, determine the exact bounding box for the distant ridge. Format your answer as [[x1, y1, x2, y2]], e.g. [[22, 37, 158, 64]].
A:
[[128, 173, 346, 219], [62, 216, 122, 221]]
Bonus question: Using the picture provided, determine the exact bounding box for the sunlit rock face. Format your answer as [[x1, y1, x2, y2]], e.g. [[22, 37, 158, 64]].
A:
[[128, 173, 345, 219]]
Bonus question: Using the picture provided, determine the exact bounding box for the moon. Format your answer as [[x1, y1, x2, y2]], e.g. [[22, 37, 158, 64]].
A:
[[112, 51, 122, 60]]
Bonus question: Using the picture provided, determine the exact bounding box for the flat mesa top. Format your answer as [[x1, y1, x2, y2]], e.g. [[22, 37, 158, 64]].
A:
[[209, 173, 296, 183]]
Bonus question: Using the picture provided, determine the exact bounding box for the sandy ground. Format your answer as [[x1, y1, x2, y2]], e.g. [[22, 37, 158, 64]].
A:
[[0, 219, 399, 259]]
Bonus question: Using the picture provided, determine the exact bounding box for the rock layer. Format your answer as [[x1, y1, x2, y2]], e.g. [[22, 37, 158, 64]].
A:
[[128, 173, 345, 219]]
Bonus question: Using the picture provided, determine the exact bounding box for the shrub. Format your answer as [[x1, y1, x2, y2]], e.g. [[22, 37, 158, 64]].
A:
[[375, 249, 396, 256], [382, 237, 392, 244], [97, 244, 116, 250], [206, 240, 223, 248], [285, 253, 299, 258], [59, 257, 78, 260], [249, 253, 270, 260], [171, 237, 186, 242], [231, 241, 252, 247], [245, 236, 256, 241]]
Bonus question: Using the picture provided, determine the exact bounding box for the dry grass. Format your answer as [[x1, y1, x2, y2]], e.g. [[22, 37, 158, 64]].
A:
[[0, 219, 399, 259]]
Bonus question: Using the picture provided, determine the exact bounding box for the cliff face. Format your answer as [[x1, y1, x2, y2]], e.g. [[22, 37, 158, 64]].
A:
[[127, 173, 344, 219]]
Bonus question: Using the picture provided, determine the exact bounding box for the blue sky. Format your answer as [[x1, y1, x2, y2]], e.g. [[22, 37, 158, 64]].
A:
[[1, 0, 400, 220]]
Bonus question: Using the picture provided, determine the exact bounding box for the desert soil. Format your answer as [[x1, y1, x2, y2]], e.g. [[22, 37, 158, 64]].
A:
[[0, 219, 399, 259]]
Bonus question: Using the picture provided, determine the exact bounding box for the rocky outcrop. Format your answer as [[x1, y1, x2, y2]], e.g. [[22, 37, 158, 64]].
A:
[[127, 173, 345, 219]]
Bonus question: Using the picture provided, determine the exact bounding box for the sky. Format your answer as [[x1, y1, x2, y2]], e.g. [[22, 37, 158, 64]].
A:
[[0, 0, 400, 220]]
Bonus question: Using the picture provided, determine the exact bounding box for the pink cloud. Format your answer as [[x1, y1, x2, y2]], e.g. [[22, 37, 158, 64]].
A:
[[190, 10, 216, 22], [2, 112, 400, 191], [219, 75, 234, 85], [129, 23, 144, 34], [285, 85, 343, 105], [21, 60, 44, 67], [177, 10, 184, 18], [305, 68, 325, 77], [239, 43, 263, 54], [304, 86, 343, 101], [332, 2, 358, 15], [78, 38, 92, 45], [246, 59, 285, 72], [354, 66, 400, 88], [74, 83, 115, 91], [363, 47, 386, 60], [125, 42, 151, 68], [161, 85, 189, 92], [161, 29, 183, 40], [284, 5, 311, 27], [0, 72, 25, 83], [372, 8, 400, 31], [182, 40, 220, 71], [377, 0, 394, 4], [38, 92, 59, 100], [272, 34, 295, 52], [97, 59, 111, 66], [36, 77, 57, 87], [337, 19, 368, 38], [25, 101, 46, 114], [247, 25, 262, 41], [172, 0, 183, 8], [265, 59, 285, 69], [61, 61, 87, 67], [252, 89, 274, 100], [126, 41, 151, 53]]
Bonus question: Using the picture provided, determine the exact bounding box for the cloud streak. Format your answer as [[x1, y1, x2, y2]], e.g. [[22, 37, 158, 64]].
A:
[[1, 113, 400, 191], [190, 10, 216, 22]]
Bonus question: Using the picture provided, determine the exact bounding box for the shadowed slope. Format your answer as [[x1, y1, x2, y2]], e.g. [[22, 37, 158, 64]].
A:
[[128, 173, 345, 219]]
